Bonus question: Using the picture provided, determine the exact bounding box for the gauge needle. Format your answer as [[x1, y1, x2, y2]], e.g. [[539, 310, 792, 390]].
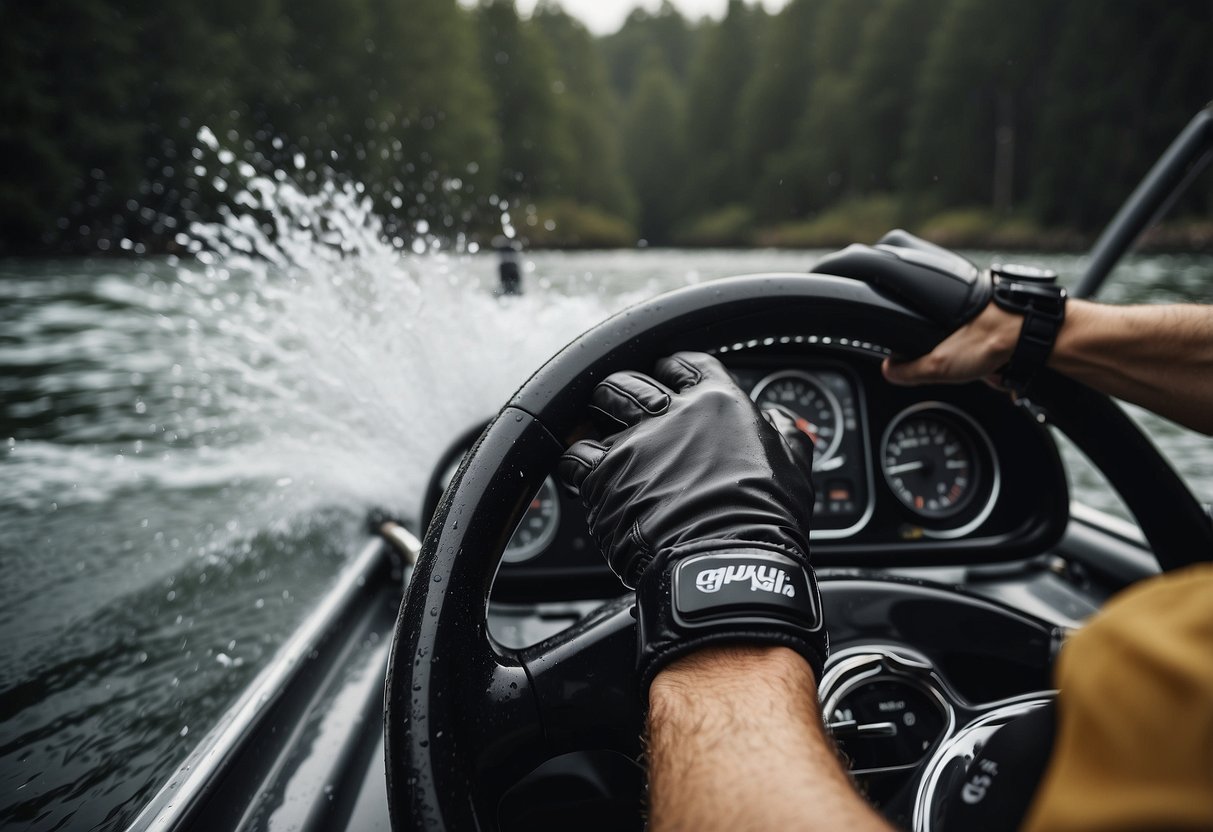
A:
[[827, 720, 899, 738], [885, 460, 926, 475], [793, 416, 820, 443]]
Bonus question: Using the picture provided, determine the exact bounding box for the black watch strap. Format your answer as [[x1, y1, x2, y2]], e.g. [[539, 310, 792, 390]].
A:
[[990, 266, 1066, 393]]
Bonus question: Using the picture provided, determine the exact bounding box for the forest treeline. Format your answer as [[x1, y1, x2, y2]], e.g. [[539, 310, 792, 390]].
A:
[[3, 0, 1212, 255]]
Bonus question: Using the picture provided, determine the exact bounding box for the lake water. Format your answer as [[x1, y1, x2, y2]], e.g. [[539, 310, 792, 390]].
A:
[[2, 238, 1213, 829]]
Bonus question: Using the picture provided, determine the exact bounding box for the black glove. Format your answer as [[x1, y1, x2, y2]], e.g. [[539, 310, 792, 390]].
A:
[[812, 229, 992, 329], [558, 351, 827, 696]]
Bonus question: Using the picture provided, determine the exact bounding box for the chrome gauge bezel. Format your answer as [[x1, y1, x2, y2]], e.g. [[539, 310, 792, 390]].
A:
[[818, 645, 956, 776], [879, 402, 1001, 539], [748, 364, 875, 541], [750, 369, 846, 467], [821, 645, 1057, 832], [912, 694, 1057, 832]]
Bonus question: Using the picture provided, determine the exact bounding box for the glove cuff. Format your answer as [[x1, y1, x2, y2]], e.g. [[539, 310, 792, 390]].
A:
[[636, 546, 828, 699]]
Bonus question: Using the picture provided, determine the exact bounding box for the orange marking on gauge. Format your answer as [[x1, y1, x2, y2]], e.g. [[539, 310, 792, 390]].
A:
[[794, 416, 820, 443], [949, 485, 961, 500], [914, 496, 924, 509], [530, 498, 541, 510]]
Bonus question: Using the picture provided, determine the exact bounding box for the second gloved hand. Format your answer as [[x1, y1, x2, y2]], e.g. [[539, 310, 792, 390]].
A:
[[558, 351, 827, 695]]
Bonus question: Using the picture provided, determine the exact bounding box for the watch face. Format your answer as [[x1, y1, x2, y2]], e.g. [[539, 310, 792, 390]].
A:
[[992, 263, 1058, 283]]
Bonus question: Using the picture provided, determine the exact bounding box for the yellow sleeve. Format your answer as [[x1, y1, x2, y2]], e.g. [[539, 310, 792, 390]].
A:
[[1022, 563, 1213, 831]]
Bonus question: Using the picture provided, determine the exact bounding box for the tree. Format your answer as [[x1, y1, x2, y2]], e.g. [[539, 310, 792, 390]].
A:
[[899, 0, 1060, 215], [778, 0, 883, 214], [847, 0, 946, 195], [474, 0, 572, 202], [622, 49, 686, 243], [599, 2, 696, 101], [365, 0, 498, 232], [533, 3, 636, 220], [0, 2, 141, 251], [681, 0, 767, 211], [1029, 0, 1213, 228], [735, 0, 821, 190]]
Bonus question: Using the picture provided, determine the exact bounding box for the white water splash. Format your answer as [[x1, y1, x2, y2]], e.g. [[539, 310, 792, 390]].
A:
[[1, 141, 662, 536]]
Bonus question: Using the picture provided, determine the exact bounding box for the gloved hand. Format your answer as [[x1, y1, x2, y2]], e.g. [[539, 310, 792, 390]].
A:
[[812, 229, 991, 329], [558, 351, 827, 696], [813, 230, 1007, 386]]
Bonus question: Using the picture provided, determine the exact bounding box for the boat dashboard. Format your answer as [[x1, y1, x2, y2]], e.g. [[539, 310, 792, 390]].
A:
[[422, 341, 1070, 603], [408, 340, 1087, 827]]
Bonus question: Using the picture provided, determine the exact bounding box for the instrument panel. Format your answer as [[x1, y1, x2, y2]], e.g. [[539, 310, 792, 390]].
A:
[[424, 344, 1069, 600]]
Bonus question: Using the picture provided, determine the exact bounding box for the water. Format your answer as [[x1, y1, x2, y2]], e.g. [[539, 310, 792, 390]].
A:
[[3, 205, 1213, 828]]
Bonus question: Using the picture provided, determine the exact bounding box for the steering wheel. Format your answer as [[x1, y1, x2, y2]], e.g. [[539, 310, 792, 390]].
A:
[[384, 273, 1213, 831]]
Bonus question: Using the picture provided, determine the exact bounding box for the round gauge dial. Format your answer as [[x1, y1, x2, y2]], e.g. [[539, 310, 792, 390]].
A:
[[881, 407, 980, 519], [750, 370, 845, 467], [503, 476, 561, 563], [828, 678, 948, 770]]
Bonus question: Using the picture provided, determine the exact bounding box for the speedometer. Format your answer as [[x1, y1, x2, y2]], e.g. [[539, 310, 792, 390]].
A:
[[882, 408, 977, 519], [751, 370, 845, 467], [880, 403, 1000, 537]]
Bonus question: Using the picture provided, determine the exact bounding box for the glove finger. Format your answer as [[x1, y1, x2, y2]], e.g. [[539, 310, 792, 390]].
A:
[[653, 351, 734, 391], [762, 404, 817, 475], [557, 438, 610, 497], [589, 370, 673, 431]]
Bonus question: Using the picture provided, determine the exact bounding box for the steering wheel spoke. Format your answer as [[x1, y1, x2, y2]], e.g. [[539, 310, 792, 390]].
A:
[[521, 594, 642, 758]]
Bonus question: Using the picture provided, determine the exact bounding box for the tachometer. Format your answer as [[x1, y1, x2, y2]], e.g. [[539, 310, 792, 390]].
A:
[[444, 458, 561, 564], [751, 370, 845, 467], [502, 476, 561, 563], [881, 404, 983, 520]]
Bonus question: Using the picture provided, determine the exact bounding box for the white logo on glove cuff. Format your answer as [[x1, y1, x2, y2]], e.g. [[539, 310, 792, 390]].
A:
[[695, 563, 796, 597]]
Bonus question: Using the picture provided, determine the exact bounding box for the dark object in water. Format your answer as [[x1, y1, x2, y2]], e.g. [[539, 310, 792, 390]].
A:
[[495, 237, 523, 296]]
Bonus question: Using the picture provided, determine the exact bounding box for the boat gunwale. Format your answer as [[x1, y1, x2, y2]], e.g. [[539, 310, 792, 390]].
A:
[[124, 537, 393, 832]]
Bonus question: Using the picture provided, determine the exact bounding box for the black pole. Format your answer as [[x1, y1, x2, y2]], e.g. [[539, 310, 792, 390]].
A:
[[1074, 105, 1213, 300]]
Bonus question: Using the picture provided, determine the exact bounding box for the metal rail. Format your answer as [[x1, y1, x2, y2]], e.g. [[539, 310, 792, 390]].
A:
[[1074, 105, 1213, 299], [126, 535, 409, 832]]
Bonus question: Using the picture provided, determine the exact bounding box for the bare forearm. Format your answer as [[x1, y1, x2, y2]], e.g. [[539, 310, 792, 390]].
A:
[[646, 646, 892, 832], [884, 299, 1213, 435], [1050, 301, 1213, 434]]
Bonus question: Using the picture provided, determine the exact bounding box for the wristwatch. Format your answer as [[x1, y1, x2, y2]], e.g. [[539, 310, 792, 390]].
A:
[[990, 263, 1067, 394]]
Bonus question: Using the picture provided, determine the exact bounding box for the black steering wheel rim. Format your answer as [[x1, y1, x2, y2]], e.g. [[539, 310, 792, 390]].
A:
[[385, 273, 1212, 831]]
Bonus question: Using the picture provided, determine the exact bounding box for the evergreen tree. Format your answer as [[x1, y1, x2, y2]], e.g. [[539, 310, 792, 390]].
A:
[[899, 0, 1060, 214], [600, 2, 696, 101], [366, 0, 498, 232], [622, 49, 686, 243], [780, 0, 883, 214], [735, 0, 821, 193], [1029, 0, 1213, 228], [0, 2, 141, 251], [474, 0, 572, 202], [847, 0, 946, 195], [533, 3, 636, 220], [681, 0, 766, 212]]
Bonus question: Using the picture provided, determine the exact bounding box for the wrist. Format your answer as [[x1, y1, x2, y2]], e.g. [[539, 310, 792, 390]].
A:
[[650, 645, 819, 712], [635, 548, 827, 698], [977, 302, 1022, 367], [1047, 298, 1098, 373]]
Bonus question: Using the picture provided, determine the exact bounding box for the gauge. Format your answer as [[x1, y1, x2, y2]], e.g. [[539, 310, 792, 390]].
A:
[[829, 678, 949, 770], [751, 370, 845, 466], [502, 476, 561, 563], [881, 404, 992, 521], [820, 648, 952, 778]]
